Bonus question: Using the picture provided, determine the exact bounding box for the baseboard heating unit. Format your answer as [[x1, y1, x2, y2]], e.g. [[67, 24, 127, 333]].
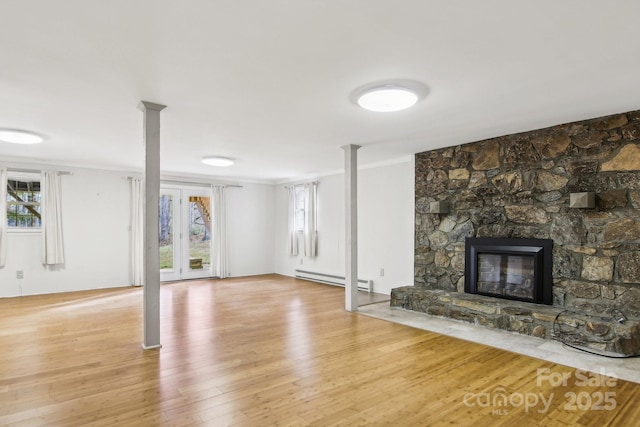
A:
[[295, 269, 373, 292]]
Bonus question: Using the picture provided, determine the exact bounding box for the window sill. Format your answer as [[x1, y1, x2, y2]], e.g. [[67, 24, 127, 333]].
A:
[[7, 228, 42, 235]]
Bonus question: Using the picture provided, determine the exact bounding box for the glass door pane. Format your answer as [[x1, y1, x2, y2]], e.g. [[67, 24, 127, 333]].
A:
[[182, 190, 212, 279], [160, 188, 181, 282]]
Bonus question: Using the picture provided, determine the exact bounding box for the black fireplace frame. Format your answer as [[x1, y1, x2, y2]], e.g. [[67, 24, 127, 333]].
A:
[[464, 237, 553, 305]]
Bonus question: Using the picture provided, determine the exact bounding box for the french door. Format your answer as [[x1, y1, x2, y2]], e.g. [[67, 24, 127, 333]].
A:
[[159, 185, 213, 281]]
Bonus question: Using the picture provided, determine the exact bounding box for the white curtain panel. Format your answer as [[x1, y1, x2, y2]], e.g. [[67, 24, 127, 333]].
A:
[[304, 182, 318, 257], [212, 185, 229, 278], [287, 186, 298, 256], [130, 178, 144, 286], [41, 171, 65, 265], [0, 168, 7, 267]]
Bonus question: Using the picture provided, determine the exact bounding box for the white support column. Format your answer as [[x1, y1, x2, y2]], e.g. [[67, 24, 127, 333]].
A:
[[138, 101, 166, 350], [342, 144, 361, 312]]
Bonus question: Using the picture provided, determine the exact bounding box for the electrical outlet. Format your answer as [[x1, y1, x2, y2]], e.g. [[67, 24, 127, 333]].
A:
[[380, 268, 384, 277], [16, 270, 24, 279]]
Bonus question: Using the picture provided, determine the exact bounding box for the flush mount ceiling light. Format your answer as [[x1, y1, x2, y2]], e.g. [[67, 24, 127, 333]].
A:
[[202, 156, 234, 167], [0, 128, 44, 144], [358, 86, 418, 112], [353, 80, 428, 112]]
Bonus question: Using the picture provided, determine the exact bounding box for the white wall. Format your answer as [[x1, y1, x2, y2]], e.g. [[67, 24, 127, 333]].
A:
[[226, 182, 275, 277], [0, 167, 131, 297], [2, 159, 411, 297], [0, 165, 276, 297], [274, 160, 414, 295], [358, 161, 415, 294]]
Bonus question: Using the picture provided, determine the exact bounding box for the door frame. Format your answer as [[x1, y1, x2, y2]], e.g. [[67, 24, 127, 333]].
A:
[[159, 185, 213, 282]]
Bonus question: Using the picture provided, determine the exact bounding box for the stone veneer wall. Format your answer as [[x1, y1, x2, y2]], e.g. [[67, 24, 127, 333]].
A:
[[392, 110, 640, 352]]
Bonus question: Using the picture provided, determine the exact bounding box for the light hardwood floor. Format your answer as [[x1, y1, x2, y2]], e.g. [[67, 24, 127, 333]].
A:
[[1, 274, 638, 426]]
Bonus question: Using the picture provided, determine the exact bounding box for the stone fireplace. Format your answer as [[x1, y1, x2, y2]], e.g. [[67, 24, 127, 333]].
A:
[[391, 109, 640, 356], [464, 237, 552, 305]]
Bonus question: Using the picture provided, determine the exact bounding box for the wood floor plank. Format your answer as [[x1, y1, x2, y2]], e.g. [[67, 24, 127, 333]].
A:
[[1, 274, 639, 426]]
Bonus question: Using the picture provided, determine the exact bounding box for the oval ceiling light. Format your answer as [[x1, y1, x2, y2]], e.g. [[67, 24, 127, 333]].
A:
[[357, 86, 419, 112], [202, 156, 234, 167], [0, 129, 44, 144]]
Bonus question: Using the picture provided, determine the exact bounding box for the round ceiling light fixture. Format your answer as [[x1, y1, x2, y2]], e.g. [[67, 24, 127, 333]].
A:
[[353, 80, 428, 113], [357, 86, 418, 112], [0, 128, 44, 144], [202, 156, 234, 167]]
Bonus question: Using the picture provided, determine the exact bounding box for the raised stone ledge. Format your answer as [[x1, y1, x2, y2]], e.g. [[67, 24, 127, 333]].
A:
[[390, 286, 640, 357]]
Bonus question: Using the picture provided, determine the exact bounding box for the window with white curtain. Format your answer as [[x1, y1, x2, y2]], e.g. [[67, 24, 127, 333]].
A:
[[294, 186, 305, 232], [303, 182, 318, 257], [287, 182, 318, 257], [6, 172, 41, 231]]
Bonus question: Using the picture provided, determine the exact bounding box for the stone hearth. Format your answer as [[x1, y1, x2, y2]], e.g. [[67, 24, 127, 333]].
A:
[[397, 109, 640, 357], [391, 287, 640, 356]]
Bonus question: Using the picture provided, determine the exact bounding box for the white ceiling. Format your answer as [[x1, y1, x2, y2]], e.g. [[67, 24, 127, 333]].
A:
[[2, 1, 640, 183]]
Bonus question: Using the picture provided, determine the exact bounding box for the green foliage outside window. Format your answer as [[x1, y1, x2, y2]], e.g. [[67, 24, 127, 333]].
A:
[[7, 179, 41, 228]]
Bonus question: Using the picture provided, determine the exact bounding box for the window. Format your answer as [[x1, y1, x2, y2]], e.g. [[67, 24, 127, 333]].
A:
[[295, 186, 305, 232], [7, 174, 41, 229]]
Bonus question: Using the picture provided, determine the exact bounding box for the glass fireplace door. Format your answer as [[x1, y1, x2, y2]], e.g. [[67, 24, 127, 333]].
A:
[[477, 253, 535, 301]]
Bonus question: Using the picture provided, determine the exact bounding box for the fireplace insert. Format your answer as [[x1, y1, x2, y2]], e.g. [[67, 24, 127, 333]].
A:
[[464, 237, 553, 305]]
